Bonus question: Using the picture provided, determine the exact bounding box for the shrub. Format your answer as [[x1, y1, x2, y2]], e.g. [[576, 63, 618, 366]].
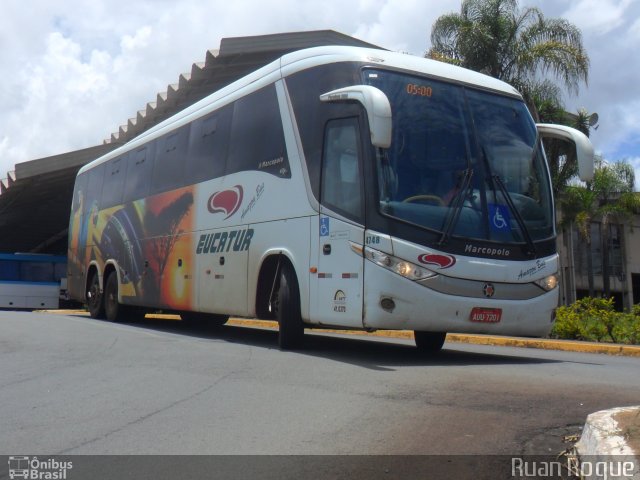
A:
[[551, 297, 640, 344]]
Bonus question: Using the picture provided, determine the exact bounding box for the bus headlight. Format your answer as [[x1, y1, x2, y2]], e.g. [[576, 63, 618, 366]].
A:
[[535, 274, 558, 291], [365, 247, 436, 281]]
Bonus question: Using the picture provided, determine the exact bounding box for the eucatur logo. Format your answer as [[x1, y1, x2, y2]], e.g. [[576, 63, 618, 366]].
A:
[[417, 253, 456, 269], [208, 185, 243, 219]]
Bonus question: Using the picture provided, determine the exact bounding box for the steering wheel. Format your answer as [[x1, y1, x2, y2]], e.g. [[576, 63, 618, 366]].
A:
[[402, 194, 445, 206]]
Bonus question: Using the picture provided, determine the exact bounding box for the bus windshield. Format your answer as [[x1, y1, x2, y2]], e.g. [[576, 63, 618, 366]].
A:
[[364, 68, 553, 245]]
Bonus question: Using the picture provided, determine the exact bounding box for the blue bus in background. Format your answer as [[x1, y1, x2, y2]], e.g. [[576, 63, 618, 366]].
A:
[[0, 253, 67, 310]]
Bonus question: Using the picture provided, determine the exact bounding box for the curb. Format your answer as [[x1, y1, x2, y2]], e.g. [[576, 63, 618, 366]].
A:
[[575, 406, 640, 480], [38, 310, 640, 357], [225, 319, 640, 357], [444, 333, 640, 357]]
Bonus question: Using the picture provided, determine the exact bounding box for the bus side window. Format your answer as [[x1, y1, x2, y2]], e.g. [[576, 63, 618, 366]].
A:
[[85, 163, 105, 214], [185, 104, 232, 184], [54, 262, 66, 282], [20, 261, 54, 283], [123, 145, 154, 203], [70, 172, 88, 218], [227, 85, 290, 178], [151, 125, 190, 194], [101, 155, 127, 208], [0, 260, 19, 281], [320, 118, 364, 222]]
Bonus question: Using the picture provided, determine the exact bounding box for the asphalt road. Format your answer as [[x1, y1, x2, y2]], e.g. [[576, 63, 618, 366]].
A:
[[1, 310, 639, 478]]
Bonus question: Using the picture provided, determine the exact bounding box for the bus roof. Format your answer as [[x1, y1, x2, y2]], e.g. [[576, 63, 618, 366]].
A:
[[78, 45, 522, 175], [279, 46, 521, 97]]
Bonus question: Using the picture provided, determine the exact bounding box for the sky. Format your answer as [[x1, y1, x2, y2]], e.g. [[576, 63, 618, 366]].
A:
[[1, 0, 639, 184]]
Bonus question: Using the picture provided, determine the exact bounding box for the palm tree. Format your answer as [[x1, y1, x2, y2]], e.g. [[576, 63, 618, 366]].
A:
[[542, 107, 597, 197], [428, 0, 590, 118], [561, 159, 640, 298], [593, 162, 639, 297], [561, 185, 598, 296]]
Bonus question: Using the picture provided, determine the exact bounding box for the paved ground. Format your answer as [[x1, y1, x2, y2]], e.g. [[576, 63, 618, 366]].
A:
[[1, 310, 639, 478]]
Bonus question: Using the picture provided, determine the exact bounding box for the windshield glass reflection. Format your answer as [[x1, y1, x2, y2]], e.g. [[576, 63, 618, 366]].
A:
[[364, 69, 553, 244]]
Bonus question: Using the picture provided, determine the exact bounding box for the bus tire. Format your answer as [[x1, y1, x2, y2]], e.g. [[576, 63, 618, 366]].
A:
[[104, 271, 121, 322], [87, 271, 105, 319], [276, 263, 304, 350], [414, 331, 446, 353]]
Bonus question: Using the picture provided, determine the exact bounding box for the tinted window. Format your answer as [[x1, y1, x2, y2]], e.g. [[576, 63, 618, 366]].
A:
[[321, 118, 364, 222], [101, 155, 127, 208], [285, 62, 362, 199], [227, 85, 290, 178], [71, 172, 88, 217], [365, 68, 554, 244], [151, 125, 190, 194], [54, 262, 66, 281], [85, 163, 105, 213], [124, 145, 154, 203], [20, 261, 54, 282], [185, 104, 232, 184], [0, 260, 19, 281]]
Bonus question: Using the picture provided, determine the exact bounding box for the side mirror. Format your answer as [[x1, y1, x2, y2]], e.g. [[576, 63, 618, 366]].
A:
[[537, 123, 595, 181], [320, 85, 392, 148]]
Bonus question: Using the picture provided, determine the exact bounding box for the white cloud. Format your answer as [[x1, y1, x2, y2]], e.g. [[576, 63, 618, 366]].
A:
[[630, 17, 640, 39], [0, 0, 639, 187], [621, 156, 640, 190], [561, 0, 635, 35]]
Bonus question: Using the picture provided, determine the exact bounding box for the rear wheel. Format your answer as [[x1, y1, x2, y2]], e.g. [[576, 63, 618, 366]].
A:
[[104, 272, 121, 322], [275, 264, 304, 350], [87, 271, 105, 319], [414, 331, 446, 353]]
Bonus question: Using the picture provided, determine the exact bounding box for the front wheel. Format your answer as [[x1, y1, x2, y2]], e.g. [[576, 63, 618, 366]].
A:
[[414, 331, 446, 353], [275, 264, 304, 350], [87, 271, 105, 319]]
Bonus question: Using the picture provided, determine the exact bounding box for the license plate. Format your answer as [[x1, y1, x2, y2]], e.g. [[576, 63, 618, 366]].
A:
[[469, 307, 502, 323]]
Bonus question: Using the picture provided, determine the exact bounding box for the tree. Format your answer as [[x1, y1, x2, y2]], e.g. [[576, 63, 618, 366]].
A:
[[428, 0, 590, 118], [560, 159, 640, 298], [542, 107, 597, 197]]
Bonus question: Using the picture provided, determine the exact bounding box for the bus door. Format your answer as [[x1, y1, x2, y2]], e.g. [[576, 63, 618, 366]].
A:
[[310, 117, 365, 328]]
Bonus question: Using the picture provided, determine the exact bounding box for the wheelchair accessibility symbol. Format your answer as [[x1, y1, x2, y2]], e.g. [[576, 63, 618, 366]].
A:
[[489, 204, 510, 232], [493, 209, 507, 229], [320, 217, 330, 237]]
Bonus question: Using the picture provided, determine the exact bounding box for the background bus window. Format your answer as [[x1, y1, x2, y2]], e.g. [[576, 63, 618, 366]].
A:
[[123, 145, 154, 203], [151, 125, 190, 194], [227, 85, 290, 178], [85, 163, 105, 214], [185, 105, 232, 184], [0, 260, 19, 281], [321, 118, 364, 222], [20, 261, 54, 283], [101, 155, 127, 208]]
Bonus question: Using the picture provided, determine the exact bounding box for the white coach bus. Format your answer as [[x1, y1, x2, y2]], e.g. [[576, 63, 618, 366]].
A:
[[67, 45, 594, 351]]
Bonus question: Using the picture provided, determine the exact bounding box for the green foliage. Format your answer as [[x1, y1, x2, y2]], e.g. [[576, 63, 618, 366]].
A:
[[552, 297, 640, 344], [428, 0, 589, 108]]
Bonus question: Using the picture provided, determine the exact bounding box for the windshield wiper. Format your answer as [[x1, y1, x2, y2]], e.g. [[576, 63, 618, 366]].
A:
[[438, 168, 474, 246], [492, 174, 537, 257]]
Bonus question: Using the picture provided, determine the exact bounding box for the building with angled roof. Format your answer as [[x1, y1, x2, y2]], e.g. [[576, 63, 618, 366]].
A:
[[0, 30, 383, 254]]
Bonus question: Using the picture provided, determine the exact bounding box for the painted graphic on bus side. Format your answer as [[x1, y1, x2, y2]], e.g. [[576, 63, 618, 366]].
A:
[[68, 186, 196, 310]]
